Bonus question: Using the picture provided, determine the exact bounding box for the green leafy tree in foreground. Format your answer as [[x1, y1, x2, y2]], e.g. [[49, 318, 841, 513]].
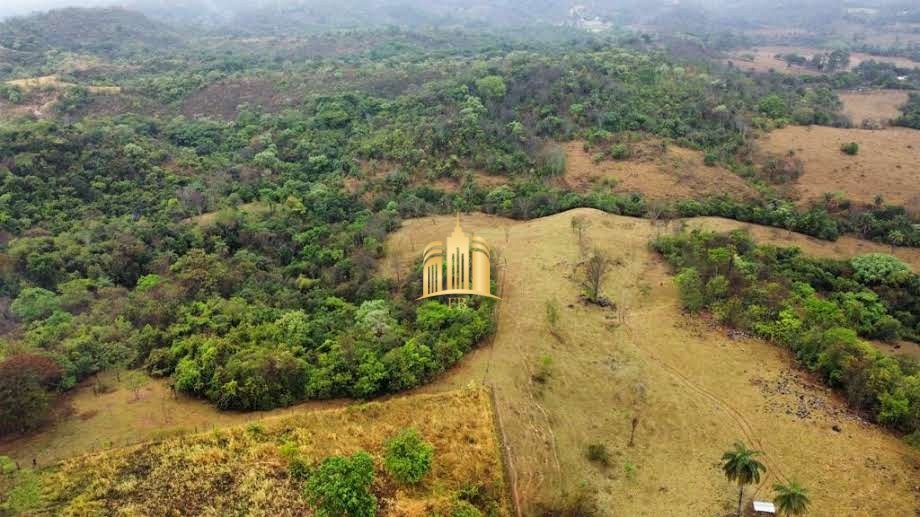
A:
[[384, 428, 434, 485], [721, 441, 766, 517], [305, 451, 377, 517], [773, 479, 811, 516]]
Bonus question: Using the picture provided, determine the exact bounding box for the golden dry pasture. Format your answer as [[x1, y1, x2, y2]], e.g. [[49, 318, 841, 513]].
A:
[[563, 140, 757, 202], [757, 125, 920, 208], [6, 75, 121, 94], [838, 89, 911, 127], [32, 388, 508, 516], [386, 210, 920, 516], [725, 46, 920, 75]]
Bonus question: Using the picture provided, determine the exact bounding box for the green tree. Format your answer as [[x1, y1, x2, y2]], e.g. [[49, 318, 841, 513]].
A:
[[305, 452, 377, 517], [758, 94, 788, 119], [773, 480, 811, 516], [383, 428, 434, 485], [721, 441, 766, 516], [675, 268, 705, 312], [475, 75, 506, 99], [10, 287, 60, 321]]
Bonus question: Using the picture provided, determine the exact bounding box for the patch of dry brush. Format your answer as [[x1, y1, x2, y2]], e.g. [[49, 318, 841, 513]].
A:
[[36, 387, 508, 516]]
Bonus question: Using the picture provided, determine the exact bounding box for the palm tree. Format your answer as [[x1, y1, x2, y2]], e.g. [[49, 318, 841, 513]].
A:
[[721, 441, 767, 516], [773, 480, 811, 516]]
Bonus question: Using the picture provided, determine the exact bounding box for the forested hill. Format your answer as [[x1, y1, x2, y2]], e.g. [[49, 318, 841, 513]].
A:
[[0, 7, 183, 56]]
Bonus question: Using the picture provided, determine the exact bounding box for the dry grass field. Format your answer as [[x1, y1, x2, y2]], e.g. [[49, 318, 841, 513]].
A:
[[386, 210, 920, 516], [5, 75, 121, 94], [725, 46, 920, 75], [757, 125, 920, 208], [838, 89, 911, 126], [0, 376, 335, 467], [563, 140, 757, 201], [182, 201, 270, 227], [27, 388, 508, 516]]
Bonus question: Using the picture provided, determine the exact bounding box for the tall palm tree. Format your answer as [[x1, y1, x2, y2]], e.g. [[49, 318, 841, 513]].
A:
[[773, 480, 811, 516], [721, 441, 767, 516]]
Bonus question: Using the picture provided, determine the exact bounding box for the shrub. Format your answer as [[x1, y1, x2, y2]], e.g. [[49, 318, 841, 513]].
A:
[[585, 444, 610, 466], [851, 254, 910, 285], [703, 152, 717, 166], [675, 268, 704, 312], [384, 428, 434, 485], [10, 287, 60, 322], [305, 452, 376, 517], [840, 142, 859, 155], [451, 500, 484, 517], [610, 143, 631, 160], [537, 144, 567, 177], [760, 154, 803, 183], [905, 431, 920, 450], [0, 354, 62, 436]]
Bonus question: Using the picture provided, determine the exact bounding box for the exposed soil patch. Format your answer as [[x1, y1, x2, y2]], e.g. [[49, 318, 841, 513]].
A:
[[563, 140, 758, 201], [758, 125, 920, 207]]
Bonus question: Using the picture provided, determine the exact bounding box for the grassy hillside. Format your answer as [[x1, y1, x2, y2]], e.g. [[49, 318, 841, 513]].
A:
[[385, 210, 920, 516], [14, 388, 508, 516]]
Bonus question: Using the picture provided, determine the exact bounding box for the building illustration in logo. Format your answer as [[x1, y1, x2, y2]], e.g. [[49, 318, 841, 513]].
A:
[[419, 214, 500, 301]]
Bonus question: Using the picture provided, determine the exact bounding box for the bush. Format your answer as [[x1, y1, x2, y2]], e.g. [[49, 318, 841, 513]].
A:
[[610, 143, 631, 160], [10, 287, 60, 322], [451, 500, 484, 517], [675, 268, 704, 312], [840, 142, 859, 155], [305, 452, 377, 517], [585, 444, 610, 466], [537, 144, 566, 177], [851, 254, 910, 285], [384, 428, 434, 485]]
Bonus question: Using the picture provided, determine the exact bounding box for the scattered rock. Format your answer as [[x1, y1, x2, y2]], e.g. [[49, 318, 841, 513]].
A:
[[832, 424, 842, 433]]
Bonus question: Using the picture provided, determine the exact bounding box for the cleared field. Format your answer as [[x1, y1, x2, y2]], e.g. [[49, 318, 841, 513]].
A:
[[725, 46, 920, 75], [386, 210, 920, 516], [563, 140, 757, 201], [182, 201, 270, 227], [839, 89, 911, 126], [6, 75, 121, 94], [0, 376, 335, 467], [29, 387, 507, 516], [758, 125, 920, 207]]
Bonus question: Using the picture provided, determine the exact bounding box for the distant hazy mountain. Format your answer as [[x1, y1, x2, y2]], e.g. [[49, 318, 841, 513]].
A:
[[0, 7, 182, 56]]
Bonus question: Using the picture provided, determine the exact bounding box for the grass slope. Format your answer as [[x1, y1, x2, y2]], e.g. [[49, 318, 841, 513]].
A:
[[27, 387, 508, 516], [386, 209, 920, 516], [758, 125, 920, 208]]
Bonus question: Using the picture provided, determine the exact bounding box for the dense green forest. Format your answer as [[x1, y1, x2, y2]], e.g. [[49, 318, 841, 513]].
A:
[[2, 6, 920, 437]]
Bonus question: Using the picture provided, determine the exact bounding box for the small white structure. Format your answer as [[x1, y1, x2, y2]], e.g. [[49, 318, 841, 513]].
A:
[[753, 500, 776, 515]]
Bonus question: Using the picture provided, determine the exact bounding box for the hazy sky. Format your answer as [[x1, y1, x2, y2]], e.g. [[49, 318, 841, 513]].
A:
[[1, 0, 117, 18]]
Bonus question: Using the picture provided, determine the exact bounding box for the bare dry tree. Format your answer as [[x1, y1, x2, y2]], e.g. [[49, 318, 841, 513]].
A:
[[570, 215, 591, 255], [628, 383, 647, 447], [582, 247, 610, 305]]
